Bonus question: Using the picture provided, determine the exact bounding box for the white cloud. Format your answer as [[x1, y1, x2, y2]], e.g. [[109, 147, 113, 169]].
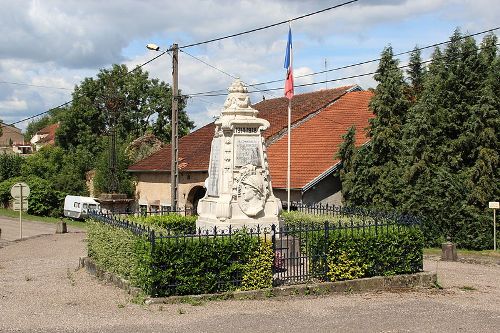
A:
[[0, 0, 497, 130]]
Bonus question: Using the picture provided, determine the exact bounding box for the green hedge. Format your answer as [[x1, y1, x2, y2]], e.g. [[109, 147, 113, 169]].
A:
[[281, 210, 374, 229], [146, 232, 269, 296], [128, 214, 197, 234], [308, 225, 423, 280], [87, 220, 149, 285], [87, 219, 273, 296], [87, 216, 423, 297]]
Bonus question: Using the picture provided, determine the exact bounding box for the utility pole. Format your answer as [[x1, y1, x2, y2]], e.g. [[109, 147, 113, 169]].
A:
[[171, 43, 179, 212]]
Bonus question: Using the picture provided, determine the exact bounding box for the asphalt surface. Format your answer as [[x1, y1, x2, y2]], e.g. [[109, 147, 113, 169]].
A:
[[0, 227, 499, 332]]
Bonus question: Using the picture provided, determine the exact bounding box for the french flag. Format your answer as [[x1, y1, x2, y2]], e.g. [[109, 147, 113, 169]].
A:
[[284, 26, 294, 99]]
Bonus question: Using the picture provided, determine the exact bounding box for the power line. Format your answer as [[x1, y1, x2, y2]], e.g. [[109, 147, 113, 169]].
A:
[[178, 0, 359, 50], [2, 1, 356, 129], [0, 81, 73, 91], [188, 39, 500, 98], [189, 26, 500, 95], [180, 49, 278, 98]]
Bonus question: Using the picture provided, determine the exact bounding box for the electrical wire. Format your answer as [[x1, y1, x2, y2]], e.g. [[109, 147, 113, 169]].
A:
[[178, 0, 359, 50], [189, 27, 500, 96], [2, 1, 356, 128], [0, 81, 72, 91], [0, 25, 500, 127], [180, 49, 279, 98]]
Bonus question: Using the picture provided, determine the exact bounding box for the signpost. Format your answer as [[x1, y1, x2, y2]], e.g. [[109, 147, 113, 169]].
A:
[[489, 202, 499, 251], [10, 182, 30, 239]]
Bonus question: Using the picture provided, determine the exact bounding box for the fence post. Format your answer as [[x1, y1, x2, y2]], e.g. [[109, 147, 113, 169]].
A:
[[271, 224, 276, 253], [149, 229, 156, 296], [323, 221, 329, 280]]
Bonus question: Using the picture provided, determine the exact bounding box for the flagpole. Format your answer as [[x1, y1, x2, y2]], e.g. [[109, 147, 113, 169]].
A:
[[287, 98, 291, 212]]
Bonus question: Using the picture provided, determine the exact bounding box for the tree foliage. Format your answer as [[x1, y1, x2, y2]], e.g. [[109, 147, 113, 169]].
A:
[[338, 31, 500, 249], [56, 64, 194, 153]]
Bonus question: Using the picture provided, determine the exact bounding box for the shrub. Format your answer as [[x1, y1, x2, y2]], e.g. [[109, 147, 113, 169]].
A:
[[240, 241, 274, 291], [309, 225, 423, 280], [281, 210, 373, 229], [129, 214, 197, 234], [147, 231, 261, 296], [87, 220, 147, 285], [327, 250, 368, 282], [87, 218, 272, 297]]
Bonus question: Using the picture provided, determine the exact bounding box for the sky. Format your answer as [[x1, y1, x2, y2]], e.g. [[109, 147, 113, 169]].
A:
[[0, 0, 498, 132]]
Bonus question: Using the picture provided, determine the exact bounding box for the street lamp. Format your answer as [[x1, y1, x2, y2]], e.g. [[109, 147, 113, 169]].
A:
[[146, 42, 179, 212]]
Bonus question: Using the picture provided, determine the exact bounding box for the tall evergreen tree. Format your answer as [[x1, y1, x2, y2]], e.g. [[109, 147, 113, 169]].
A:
[[406, 46, 426, 103], [366, 46, 410, 207]]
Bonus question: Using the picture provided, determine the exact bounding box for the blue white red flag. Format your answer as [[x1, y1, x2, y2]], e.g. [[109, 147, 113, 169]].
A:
[[284, 26, 294, 99]]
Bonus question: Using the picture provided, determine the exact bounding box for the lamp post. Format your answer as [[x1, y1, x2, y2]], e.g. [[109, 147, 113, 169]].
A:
[[147, 43, 179, 212]]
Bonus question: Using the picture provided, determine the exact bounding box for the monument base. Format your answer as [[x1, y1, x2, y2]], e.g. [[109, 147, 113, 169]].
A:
[[196, 196, 282, 233]]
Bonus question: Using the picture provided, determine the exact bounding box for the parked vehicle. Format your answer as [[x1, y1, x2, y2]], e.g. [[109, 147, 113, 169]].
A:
[[63, 195, 100, 219]]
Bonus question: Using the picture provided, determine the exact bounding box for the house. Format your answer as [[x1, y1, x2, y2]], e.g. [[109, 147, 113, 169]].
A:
[[128, 85, 374, 212], [30, 123, 59, 151], [0, 124, 31, 155]]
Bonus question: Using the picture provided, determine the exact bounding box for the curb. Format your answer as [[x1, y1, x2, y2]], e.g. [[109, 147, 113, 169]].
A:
[[79, 256, 436, 305], [79, 257, 142, 297]]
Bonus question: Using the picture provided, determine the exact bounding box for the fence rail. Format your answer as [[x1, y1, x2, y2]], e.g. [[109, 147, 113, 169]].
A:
[[88, 209, 422, 296]]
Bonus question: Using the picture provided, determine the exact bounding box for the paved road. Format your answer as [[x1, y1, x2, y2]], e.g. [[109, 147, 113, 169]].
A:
[[1, 231, 499, 332], [0, 215, 81, 246]]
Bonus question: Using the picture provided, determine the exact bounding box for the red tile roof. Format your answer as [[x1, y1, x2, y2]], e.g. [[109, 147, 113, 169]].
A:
[[267, 90, 374, 189], [128, 87, 373, 190], [36, 123, 59, 145]]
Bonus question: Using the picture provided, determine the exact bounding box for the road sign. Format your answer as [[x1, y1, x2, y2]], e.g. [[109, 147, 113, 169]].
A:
[[10, 182, 30, 239], [13, 199, 28, 212], [11, 182, 30, 199], [489, 202, 499, 209]]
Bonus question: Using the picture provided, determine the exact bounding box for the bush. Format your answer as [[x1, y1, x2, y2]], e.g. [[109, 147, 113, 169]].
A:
[[87, 220, 148, 285], [0, 175, 65, 216], [240, 241, 274, 291], [129, 214, 197, 234], [87, 219, 271, 297], [281, 210, 373, 229], [147, 232, 262, 296], [309, 225, 423, 280]]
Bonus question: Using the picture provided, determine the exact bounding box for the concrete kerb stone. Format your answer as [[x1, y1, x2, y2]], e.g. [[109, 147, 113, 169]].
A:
[[79, 257, 141, 298], [79, 256, 437, 305]]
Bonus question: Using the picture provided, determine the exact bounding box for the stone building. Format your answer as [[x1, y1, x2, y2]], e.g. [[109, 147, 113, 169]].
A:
[[128, 85, 374, 212]]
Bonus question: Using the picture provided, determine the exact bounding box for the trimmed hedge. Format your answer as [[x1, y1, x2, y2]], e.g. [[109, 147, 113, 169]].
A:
[[87, 219, 273, 296], [87, 215, 423, 297], [87, 220, 148, 286], [308, 225, 423, 280], [128, 214, 197, 234], [281, 210, 373, 229]]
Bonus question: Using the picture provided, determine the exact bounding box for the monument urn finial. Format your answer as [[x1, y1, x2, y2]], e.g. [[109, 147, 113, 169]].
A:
[[221, 79, 257, 117]]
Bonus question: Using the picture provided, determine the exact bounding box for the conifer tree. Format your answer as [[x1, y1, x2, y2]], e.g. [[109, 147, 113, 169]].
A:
[[406, 46, 426, 103], [366, 46, 409, 207]]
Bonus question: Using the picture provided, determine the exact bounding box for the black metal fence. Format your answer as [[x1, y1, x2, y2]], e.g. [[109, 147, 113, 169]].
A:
[[88, 208, 422, 295], [103, 207, 195, 219]]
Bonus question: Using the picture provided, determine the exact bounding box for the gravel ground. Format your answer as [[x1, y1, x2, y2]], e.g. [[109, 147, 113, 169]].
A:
[[1, 232, 499, 333]]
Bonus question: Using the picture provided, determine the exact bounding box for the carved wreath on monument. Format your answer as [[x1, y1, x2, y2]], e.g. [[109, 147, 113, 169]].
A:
[[237, 165, 268, 217]]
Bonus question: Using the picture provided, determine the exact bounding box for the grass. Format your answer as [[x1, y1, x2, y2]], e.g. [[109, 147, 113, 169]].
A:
[[0, 208, 87, 230], [424, 247, 500, 258]]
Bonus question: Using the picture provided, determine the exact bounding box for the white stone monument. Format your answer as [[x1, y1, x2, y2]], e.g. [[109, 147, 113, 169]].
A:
[[196, 79, 282, 232]]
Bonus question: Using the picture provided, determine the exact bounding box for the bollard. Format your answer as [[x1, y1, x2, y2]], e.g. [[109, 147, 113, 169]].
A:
[[0, 227, 2, 239], [441, 241, 458, 261], [56, 220, 67, 234]]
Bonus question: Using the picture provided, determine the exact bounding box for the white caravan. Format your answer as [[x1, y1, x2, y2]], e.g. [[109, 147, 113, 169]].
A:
[[64, 195, 100, 219]]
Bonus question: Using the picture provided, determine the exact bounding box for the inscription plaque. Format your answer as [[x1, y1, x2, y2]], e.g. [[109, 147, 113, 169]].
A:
[[235, 137, 261, 167], [207, 138, 221, 196]]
